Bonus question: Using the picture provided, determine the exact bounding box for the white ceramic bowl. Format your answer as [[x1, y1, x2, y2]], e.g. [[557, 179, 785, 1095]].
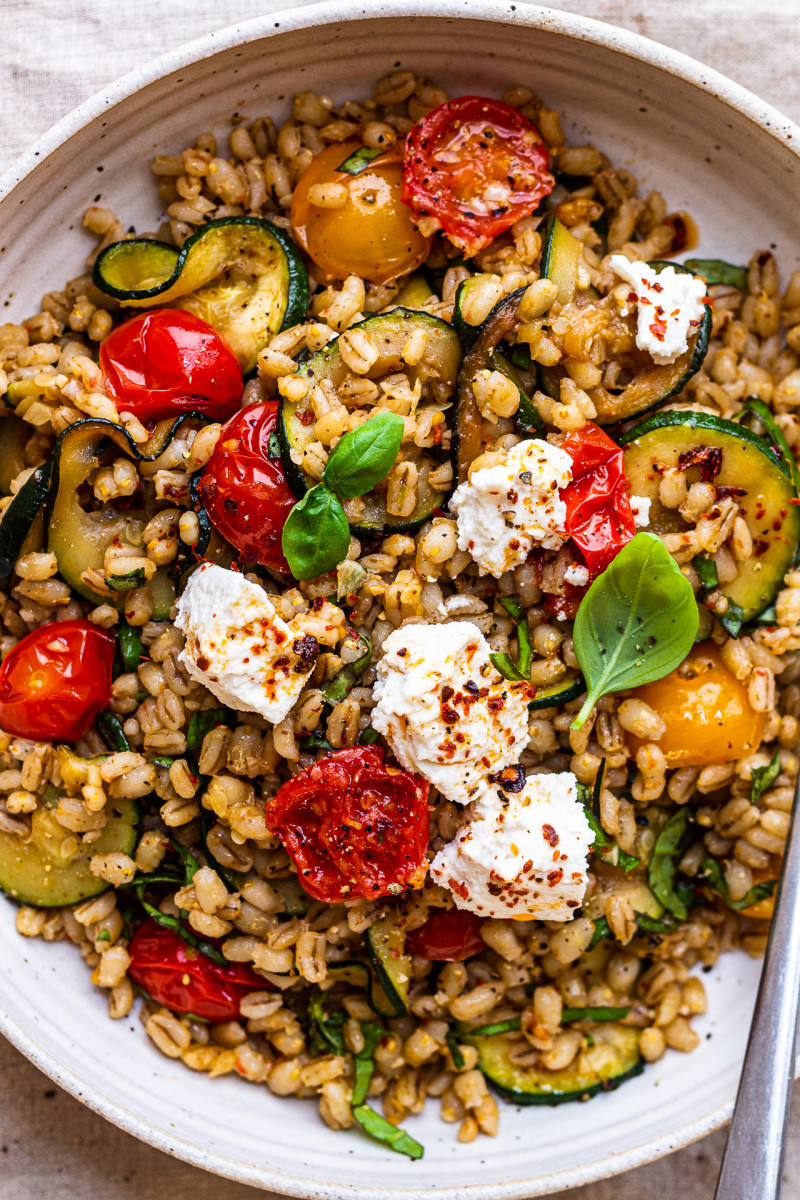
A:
[[1, 3, 798, 1196]]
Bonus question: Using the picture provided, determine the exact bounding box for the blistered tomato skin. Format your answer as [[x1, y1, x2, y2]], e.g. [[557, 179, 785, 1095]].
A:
[[128, 919, 265, 1021], [265, 745, 430, 903], [100, 308, 243, 423], [0, 619, 115, 742], [198, 402, 297, 573], [402, 96, 554, 255], [406, 909, 486, 961], [626, 641, 765, 767], [291, 141, 432, 284]]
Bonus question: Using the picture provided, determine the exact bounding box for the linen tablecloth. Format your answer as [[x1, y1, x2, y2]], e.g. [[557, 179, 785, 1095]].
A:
[[1, 1, 799, 1196]]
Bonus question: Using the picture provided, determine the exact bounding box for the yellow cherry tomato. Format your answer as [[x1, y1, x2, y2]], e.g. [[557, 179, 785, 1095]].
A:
[[291, 141, 432, 284], [626, 641, 764, 768]]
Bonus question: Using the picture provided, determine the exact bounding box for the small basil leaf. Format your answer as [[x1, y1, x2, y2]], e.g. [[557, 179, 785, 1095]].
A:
[[683, 258, 748, 291], [323, 412, 404, 500], [572, 532, 698, 728], [281, 483, 351, 580], [352, 1105, 424, 1159], [751, 749, 782, 804]]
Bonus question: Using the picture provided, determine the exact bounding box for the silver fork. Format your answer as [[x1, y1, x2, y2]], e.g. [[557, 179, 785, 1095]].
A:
[[713, 772, 800, 1199]]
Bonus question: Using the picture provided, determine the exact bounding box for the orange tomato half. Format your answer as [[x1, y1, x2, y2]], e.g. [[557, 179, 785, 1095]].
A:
[[291, 140, 432, 284], [626, 641, 764, 768]]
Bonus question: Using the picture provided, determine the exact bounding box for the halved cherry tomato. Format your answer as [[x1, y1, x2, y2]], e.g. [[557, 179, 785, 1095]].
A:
[[561, 422, 636, 578], [128, 919, 264, 1021], [406, 908, 485, 961], [197, 402, 297, 573], [291, 140, 432, 284], [100, 309, 243, 423], [264, 746, 429, 903], [402, 96, 554, 256], [0, 619, 115, 741], [626, 641, 765, 767]]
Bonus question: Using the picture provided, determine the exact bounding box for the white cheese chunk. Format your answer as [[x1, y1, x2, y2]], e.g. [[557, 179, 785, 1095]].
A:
[[450, 439, 573, 578], [564, 563, 590, 587], [371, 621, 532, 806], [175, 563, 318, 724], [629, 494, 652, 528], [430, 771, 592, 920], [609, 255, 707, 365]]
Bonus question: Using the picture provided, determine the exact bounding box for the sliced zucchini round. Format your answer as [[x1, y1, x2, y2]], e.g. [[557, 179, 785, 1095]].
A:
[[466, 1023, 643, 1105], [0, 461, 51, 585], [453, 275, 497, 349], [528, 670, 585, 711], [279, 308, 461, 534], [455, 289, 544, 483], [365, 911, 410, 1017], [620, 410, 800, 622], [584, 863, 664, 923], [92, 217, 309, 373], [540, 215, 586, 307], [0, 787, 139, 907]]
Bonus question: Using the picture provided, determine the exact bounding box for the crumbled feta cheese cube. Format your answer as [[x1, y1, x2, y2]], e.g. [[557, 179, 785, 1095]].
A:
[[629, 494, 651, 528], [564, 563, 590, 587], [449, 439, 573, 578], [430, 771, 592, 920], [371, 621, 533, 806], [609, 255, 707, 365], [175, 563, 318, 723]]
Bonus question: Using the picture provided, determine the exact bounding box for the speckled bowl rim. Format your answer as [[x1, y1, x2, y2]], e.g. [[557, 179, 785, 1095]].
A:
[[0, 2, 798, 1196]]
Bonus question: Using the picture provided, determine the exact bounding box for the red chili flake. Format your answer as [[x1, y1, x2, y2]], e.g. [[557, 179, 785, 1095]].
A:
[[546, 869, 563, 887], [753, 538, 770, 557], [716, 485, 747, 499], [486, 697, 505, 713], [433, 424, 443, 446], [441, 705, 460, 725], [542, 824, 559, 848], [678, 444, 723, 482], [297, 409, 314, 426]]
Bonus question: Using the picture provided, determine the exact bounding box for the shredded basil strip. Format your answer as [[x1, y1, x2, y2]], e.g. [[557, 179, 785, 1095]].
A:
[[590, 916, 610, 948], [489, 651, 526, 682], [169, 837, 201, 885], [692, 554, 719, 591], [351, 1021, 385, 1107], [751, 749, 782, 804], [186, 707, 235, 757], [320, 629, 372, 705], [335, 145, 384, 176], [96, 710, 131, 753], [561, 1005, 630, 1023], [466, 1017, 522, 1036], [572, 533, 698, 728], [298, 731, 335, 754], [352, 1105, 424, 1159], [700, 856, 778, 911], [118, 620, 143, 672], [445, 1031, 466, 1070], [718, 598, 745, 639], [648, 808, 692, 920], [133, 883, 228, 966], [309, 993, 347, 1055]]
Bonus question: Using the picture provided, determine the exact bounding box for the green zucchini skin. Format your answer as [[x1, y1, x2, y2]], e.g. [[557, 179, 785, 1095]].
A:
[[364, 912, 410, 1017], [465, 1023, 643, 1105], [0, 787, 139, 907], [92, 217, 309, 373], [528, 670, 585, 711], [278, 308, 461, 535], [0, 415, 34, 495], [452, 275, 496, 350], [540, 214, 585, 307], [0, 461, 52, 584], [620, 410, 800, 623]]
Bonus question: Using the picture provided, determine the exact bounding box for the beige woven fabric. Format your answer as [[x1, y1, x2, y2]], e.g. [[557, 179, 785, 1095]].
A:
[[0, 1, 798, 1196]]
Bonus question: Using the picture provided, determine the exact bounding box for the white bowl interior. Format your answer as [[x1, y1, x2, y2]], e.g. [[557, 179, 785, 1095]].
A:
[[0, 4, 797, 1197]]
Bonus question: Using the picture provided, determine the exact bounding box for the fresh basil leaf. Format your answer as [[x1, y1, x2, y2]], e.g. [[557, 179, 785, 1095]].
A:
[[466, 1017, 521, 1036], [693, 554, 718, 591], [267, 430, 282, 458], [320, 629, 372, 705], [445, 1031, 465, 1070], [186, 707, 235, 757], [571, 532, 698, 728], [648, 808, 691, 920], [684, 258, 748, 291], [351, 1021, 385, 1107], [96, 710, 131, 753], [561, 1005, 630, 1023], [718, 598, 745, 638], [590, 916, 610, 948], [352, 1104, 424, 1159], [489, 651, 526, 681], [118, 620, 143, 673], [751, 749, 782, 804], [281, 483, 351, 580], [323, 412, 405, 500], [335, 146, 384, 176]]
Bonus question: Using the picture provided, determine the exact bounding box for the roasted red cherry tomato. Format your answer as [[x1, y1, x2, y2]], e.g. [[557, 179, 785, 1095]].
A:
[[562, 421, 636, 578], [100, 309, 243, 423], [128, 919, 264, 1021], [402, 96, 554, 255], [406, 909, 486, 962], [197, 401, 297, 573], [265, 746, 429, 903], [0, 619, 115, 741]]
